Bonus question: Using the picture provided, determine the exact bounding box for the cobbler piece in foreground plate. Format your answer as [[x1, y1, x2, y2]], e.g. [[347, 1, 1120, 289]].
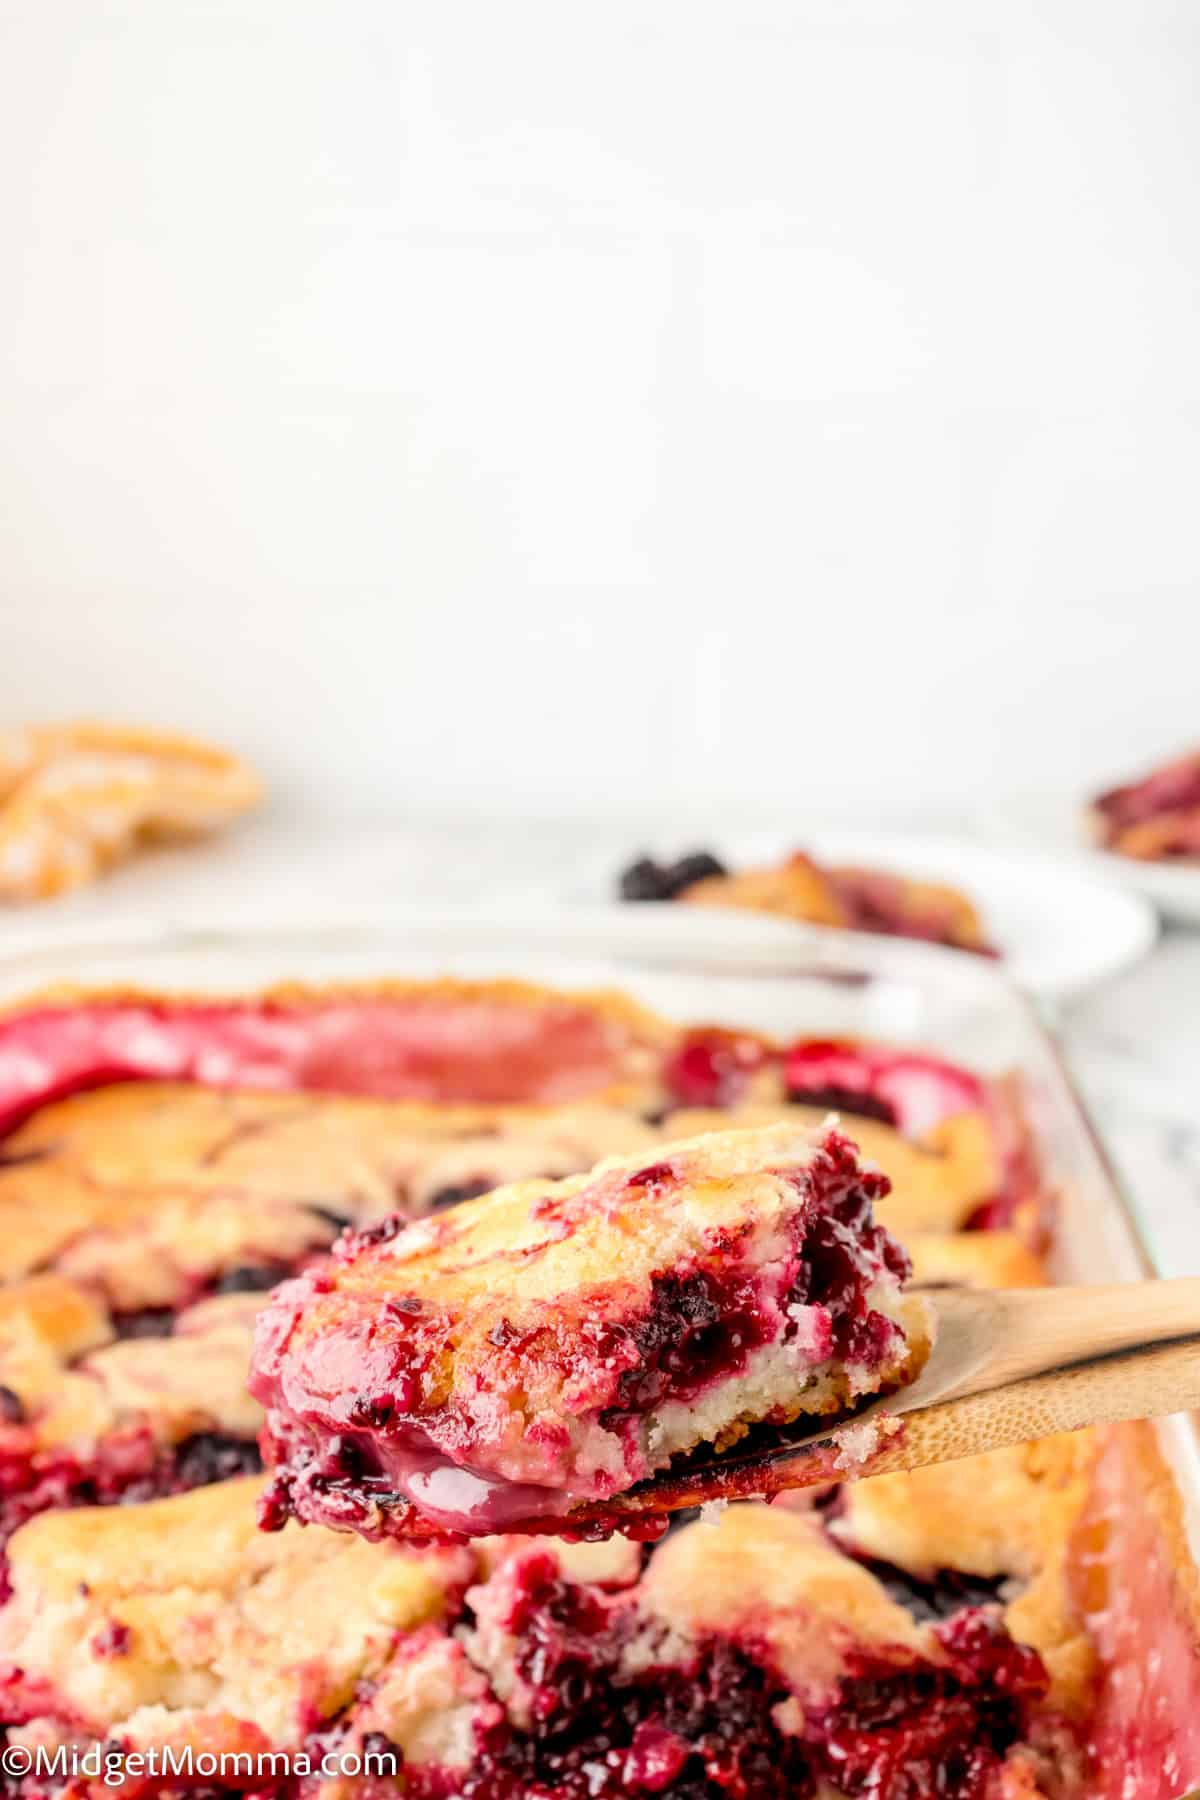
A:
[[251, 1123, 923, 1541], [1091, 748, 1200, 861]]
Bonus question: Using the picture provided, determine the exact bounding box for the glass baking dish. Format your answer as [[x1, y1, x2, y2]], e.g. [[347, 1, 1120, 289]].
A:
[[0, 905, 1196, 1795]]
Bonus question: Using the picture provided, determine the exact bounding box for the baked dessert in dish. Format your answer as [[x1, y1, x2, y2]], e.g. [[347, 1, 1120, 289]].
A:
[[1091, 748, 1200, 861], [0, 979, 671, 1135], [0, 972, 1195, 1798], [0, 721, 262, 902], [0, 1081, 656, 1310], [620, 846, 995, 954], [0, 1474, 1069, 1799], [656, 1030, 1031, 1237], [0, 1278, 262, 1586], [251, 1123, 924, 1540]]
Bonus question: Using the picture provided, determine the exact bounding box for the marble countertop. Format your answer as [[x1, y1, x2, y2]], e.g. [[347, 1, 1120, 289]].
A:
[[1061, 929, 1200, 1278], [4, 815, 1196, 1275]]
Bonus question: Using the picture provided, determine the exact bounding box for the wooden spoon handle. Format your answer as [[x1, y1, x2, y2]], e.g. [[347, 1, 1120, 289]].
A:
[[860, 1335, 1200, 1482], [928, 1277, 1200, 1406]]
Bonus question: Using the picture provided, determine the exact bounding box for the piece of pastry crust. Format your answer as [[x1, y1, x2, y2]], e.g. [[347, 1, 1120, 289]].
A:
[[0, 721, 262, 902]]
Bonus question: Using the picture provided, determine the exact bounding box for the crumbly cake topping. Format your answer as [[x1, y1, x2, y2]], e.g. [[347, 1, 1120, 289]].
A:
[[665, 1101, 999, 1236], [624, 845, 994, 953], [0, 1278, 261, 1456], [0, 1083, 658, 1307], [828, 1435, 1099, 1717], [0, 1477, 472, 1747]]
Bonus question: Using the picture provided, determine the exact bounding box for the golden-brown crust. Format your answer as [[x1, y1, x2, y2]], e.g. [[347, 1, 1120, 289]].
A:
[[0, 1275, 263, 1451], [0, 1082, 659, 1303], [0, 1477, 472, 1746], [680, 853, 849, 926], [830, 1435, 1100, 1716], [7, 1083, 659, 1204], [0, 972, 1190, 1794], [672, 848, 989, 951], [908, 1230, 1048, 1291], [255, 1124, 915, 1503], [830, 865, 990, 952], [665, 1102, 999, 1235], [639, 1503, 929, 1690], [286, 1122, 833, 1337], [1101, 812, 1200, 860]]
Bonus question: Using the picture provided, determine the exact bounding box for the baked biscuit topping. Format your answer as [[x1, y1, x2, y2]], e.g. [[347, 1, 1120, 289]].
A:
[[0, 1083, 658, 1307]]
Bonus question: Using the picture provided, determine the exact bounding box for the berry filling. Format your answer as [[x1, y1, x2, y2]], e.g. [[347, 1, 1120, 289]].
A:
[[841, 1554, 1010, 1625], [0, 989, 651, 1138], [413, 1552, 1046, 1799], [783, 1041, 986, 1138], [662, 1030, 768, 1109], [1095, 753, 1200, 835], [827, 869, 994, 955]]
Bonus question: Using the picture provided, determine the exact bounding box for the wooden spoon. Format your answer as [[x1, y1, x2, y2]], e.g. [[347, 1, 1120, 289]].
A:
[[565, 1277, 1200, 1526]]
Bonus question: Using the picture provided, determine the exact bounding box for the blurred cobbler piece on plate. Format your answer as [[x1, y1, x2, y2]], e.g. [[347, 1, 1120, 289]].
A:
[[620, 845, 995, 954], [251, 1123, 923, 1541], [1091, 747, 1200, 861]]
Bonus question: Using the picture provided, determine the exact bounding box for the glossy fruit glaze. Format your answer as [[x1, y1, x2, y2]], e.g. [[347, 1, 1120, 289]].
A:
[[0, 989, 646, 1135], [781, 1041, 985, 1137]]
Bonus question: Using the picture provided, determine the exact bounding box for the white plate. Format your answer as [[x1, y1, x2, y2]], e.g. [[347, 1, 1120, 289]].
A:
[[552, 830, 1158, 1002], [984, 795, 1200, 927]]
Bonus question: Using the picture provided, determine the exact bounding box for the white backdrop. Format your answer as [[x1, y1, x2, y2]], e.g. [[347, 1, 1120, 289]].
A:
[[0, 1, 1197, 825]]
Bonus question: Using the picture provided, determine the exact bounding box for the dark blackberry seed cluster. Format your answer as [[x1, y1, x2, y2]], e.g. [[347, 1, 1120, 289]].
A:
[[427, 1178, 494, 1211], [215, 1263, 292, 1295], [854, 1555, 1010, 1625], [170, 1432, 264, 1488], [618, 851, 728, 902]]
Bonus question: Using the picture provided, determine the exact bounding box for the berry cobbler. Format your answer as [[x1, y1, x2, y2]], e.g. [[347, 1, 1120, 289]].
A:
[[1091, 747, 1200, 861], [250, 1124, 925, 1540], [0, 974, 1195, 1800], [620, 847, 995, 954]]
